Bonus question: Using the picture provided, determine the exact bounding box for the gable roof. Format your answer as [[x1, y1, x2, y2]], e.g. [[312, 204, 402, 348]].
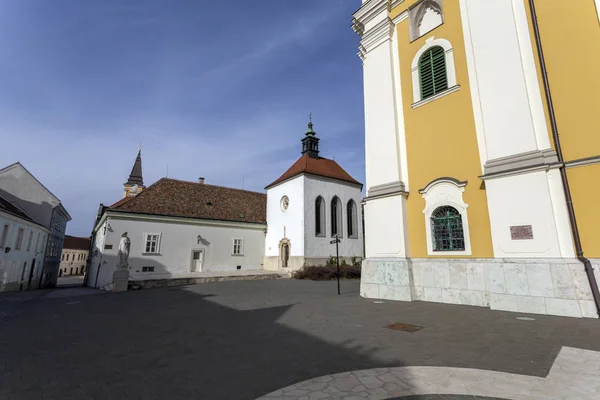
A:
[[0, 194, 36, 223], [109, 178, 267, 224], [63, 235, 91, 251], [265, 153, 362, 189], [0, 162, 72, 220], [108, 196, 135, 209]]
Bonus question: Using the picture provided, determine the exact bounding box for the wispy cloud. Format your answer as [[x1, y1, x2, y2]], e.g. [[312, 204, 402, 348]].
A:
[[0, 0, 365, 236]]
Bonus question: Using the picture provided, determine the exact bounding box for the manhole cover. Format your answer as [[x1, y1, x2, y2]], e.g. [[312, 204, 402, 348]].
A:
[[386, 322, 423, 332]]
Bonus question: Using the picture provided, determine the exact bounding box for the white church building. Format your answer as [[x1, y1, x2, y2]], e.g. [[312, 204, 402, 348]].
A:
[[264, 121, 364, 272]]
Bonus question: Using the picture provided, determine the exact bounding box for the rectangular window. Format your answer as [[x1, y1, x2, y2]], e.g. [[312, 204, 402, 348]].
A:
[[0, 224, 9, 248], [36, 232, 40, 251], [144, 233, 160, 254], [27, 231, 33, 251], [21, 262, 28, 281], [232, 238, 244, 255], [15, 228, 24, 250], [141, 266, 155, 272]]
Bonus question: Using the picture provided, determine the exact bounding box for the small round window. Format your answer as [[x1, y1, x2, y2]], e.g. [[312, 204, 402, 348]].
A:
[[281, 196, 290, 211]]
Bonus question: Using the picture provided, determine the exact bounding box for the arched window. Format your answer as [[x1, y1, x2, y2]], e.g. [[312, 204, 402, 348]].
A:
[[315, 196, 325, 237], [347, 200, 358, 239], [331, 196, 343, 238], [419, 46, 447, 100], [431, 206, 465, 251]]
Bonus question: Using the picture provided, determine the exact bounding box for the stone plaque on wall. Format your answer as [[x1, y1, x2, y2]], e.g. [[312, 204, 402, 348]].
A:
[[510, 225, 534, 240]]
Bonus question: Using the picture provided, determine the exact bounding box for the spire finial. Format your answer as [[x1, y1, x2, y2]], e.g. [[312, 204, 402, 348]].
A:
[[306, 112, 315, 135]]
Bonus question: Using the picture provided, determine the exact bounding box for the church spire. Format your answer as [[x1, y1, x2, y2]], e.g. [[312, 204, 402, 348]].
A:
[[301, 113, 320, 158], [123, 149, 145, 198]]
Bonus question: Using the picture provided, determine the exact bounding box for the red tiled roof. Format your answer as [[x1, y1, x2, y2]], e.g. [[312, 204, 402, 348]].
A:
[[265, 154, 362, 189], [109, 178, 267, 224], [108, 196, 134, 209], [63, 235, 91, 251]]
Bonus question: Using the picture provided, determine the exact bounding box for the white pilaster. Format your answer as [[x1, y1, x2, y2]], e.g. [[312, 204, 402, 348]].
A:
[[354, 0, 410, 259]]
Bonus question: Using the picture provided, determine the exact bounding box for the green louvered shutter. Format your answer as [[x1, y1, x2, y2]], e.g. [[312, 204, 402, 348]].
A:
[[418, 46, 448, 100]]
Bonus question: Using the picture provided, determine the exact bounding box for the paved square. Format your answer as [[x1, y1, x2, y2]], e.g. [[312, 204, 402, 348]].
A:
[[0, 279, 598, 399]]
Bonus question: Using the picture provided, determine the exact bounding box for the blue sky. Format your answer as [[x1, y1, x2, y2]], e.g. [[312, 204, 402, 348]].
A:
[[0, 0, 365, 237]]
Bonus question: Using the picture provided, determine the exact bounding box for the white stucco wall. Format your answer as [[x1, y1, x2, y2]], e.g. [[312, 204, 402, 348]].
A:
[[462, 0, 548, 161], [303, 176, 363, 259], [89, 215, 265, 288], [485, 170, 573, 258], [0, 212, 48, 292], [265, 177, 305, 257]]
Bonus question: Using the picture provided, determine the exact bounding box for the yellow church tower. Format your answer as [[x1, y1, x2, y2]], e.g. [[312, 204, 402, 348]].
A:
[[123, 149, 145, 198], [353, 0, 600, 318]]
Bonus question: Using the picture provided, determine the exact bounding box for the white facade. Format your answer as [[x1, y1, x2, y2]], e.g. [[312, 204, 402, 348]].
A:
[[264, 174, 363, 272], [59, 249, 88, 276], [0, 211, 49, 292], [0, 163, 71, 287], [87, 212, 266, 289]]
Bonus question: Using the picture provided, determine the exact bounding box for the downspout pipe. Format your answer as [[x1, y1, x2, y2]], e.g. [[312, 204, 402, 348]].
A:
[[528, 0, 600, 316]]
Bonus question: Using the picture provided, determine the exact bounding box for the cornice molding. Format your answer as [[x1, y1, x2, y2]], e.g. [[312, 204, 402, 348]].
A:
[[352, 0, 389, 35], [564, 155, 600, 168], [483, 148, 558, 175], [357, 17, 395, 60]]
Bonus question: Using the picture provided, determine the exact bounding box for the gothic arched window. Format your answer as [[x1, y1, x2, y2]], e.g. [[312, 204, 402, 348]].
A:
[[431, 206, 465, 251], [347, 200, 358, 239], [331, 196, 343, 238], [315, 196, 325, 237]]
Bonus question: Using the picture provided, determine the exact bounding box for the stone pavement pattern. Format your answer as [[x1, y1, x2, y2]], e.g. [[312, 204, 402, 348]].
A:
[[258, 347, 600, 399], [0, 279, 599, 399]]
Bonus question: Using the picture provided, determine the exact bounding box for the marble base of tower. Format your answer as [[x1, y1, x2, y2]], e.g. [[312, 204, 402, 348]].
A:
[[361, 258, 599, 319]]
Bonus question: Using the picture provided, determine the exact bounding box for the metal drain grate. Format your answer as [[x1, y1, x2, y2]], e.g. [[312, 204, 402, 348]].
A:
[[386, 322, 423, 332]]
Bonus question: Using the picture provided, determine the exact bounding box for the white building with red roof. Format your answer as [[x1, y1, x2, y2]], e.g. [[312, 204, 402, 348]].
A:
[[264, 121, 364, 272]]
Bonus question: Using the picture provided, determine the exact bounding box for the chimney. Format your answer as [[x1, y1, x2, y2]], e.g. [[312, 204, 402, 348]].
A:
[[198, 177, 205, 184]]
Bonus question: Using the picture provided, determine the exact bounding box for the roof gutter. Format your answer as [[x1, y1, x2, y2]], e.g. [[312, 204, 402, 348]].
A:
[[528, 0, 600, 317]]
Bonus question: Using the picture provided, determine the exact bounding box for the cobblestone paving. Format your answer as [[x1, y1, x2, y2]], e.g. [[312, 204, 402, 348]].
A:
[[0, 279, 598, 400]]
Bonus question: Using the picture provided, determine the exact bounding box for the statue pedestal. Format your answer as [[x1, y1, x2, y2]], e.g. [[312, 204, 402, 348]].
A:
[[112, 270, 129, 292]]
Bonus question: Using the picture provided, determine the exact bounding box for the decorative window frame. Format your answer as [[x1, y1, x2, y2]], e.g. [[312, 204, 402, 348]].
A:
[[232, 237, 244, 256], [411, 37, 459, 107], [419, 178, 471, 256], [409, 0, 444, 42], [142, 232, 161, 255]]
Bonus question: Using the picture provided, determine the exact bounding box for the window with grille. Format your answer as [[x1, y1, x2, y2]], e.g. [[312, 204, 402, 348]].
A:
[[431, 206, 465, 251], [144, 233, 160, 254], [233, 238, 244, 255], [418, 46, 447, 100]]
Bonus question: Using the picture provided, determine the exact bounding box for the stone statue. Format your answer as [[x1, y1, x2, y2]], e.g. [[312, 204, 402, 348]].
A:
[[117, 232, 131, 270]]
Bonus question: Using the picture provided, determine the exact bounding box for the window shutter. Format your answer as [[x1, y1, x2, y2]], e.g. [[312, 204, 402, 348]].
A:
[[418, 46, 448, 100]]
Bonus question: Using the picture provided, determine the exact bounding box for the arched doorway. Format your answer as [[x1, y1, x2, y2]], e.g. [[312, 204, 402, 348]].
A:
[[279, 239, 291, 270]]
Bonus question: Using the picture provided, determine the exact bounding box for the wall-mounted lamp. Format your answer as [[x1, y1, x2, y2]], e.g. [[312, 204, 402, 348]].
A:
[[197, 235, 202, 244], [4, 247, 11, 253]]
